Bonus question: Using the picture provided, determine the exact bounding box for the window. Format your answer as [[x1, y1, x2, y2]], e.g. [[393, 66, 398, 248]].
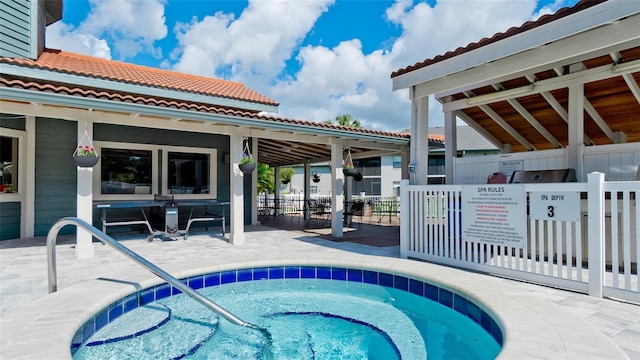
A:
[[168, 152, 210, 194], [100, 148, 153, 195], [0, 135, 18, 194], [392, 156, 402, 169], [162, 146, 217, 198]]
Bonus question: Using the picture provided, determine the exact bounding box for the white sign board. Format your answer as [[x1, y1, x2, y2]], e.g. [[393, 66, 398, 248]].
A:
[[499, 160, 524, 175], [462, 185, 527, 248], [530, 191, 580, 222]]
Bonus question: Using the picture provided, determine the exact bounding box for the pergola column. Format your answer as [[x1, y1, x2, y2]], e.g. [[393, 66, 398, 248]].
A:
[[411, 91, 430, 185], [568, 83, 585, 181], [75, 120, 94, 259], [229, 134, 246, 245], [444, 111, 457, 184], [330, 143, 344, 237]]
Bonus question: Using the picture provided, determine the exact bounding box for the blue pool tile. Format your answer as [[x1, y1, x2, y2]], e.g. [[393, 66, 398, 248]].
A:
[[140, 288, 155, 305], [481, 310, 492, 333], [347, 269, 363, 282], [409, 279, 423, 296], [332, 267, 347, 281], [394, 276, 408, 291], [204, 273, 220, 287], [95, 309, 109, 330], [172, 283, 183, 295], [108, 302, 123, 322], [424, 283, 438, 301], [253, 267, 268, 280], [439, 289, 453, 308], [467, 301, 481, 324], [189, 275, 204, 289], [156, 284, 172, 300], [82, 320, 95, 343], [363, 270, 378, 284], [300, 266, 316, 278], [285, 266, 300, 279], [491, 318, 503, 345], [453, 294, 468, 316], [269, 267, 284, 279], [123, 295, 138, 312], [237, 269, 253, 282], [379, 272, 394, 287], [317, 267, 331, 279], [221, 270, 237, 284]]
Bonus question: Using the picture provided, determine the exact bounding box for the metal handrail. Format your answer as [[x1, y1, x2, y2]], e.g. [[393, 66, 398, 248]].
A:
[[47, 217, 270, 337]]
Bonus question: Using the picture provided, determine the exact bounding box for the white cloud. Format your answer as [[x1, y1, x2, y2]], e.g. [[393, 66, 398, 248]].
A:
[[46, 21, 111, 59], [269, 0, 541, 131], [171, 0, 334, 84], [87, 0, 167, 59]]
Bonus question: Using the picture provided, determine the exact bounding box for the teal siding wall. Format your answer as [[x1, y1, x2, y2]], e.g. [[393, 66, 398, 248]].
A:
[[0, 202, 20, 240], [0, 0, 34, 59], [34, 118, 77, 236]]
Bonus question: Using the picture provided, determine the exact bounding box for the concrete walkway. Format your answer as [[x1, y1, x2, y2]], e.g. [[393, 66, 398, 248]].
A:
[[1, 225, 638, 359]]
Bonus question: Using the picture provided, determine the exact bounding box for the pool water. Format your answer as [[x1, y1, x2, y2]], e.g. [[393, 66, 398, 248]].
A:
[[73, 277, 501, 359]]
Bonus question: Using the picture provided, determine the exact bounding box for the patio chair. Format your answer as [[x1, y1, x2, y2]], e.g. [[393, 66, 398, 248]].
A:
[[344, 201, 364, 228]]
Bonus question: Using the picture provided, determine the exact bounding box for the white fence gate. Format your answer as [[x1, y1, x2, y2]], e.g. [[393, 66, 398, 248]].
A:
[[400, 173, 639, 303]]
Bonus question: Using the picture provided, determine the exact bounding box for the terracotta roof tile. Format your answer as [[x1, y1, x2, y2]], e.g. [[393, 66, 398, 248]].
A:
[[391, 0, 605, 78], [0, 49, 279, 107], [0, 77, 440, 142]]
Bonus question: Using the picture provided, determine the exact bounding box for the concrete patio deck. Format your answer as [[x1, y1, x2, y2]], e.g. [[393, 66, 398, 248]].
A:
[[0, 222, 638, 359]]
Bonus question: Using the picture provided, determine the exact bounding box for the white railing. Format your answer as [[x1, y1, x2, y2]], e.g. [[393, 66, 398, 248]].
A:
[[400, 173, 639, 303]]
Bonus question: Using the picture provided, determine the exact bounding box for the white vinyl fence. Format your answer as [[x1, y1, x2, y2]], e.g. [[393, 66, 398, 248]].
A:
[[400, 173, 639, 303]]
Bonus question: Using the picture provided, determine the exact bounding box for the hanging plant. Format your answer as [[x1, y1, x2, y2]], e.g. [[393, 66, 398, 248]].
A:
[[353, 172, 363, 182], [312, 173, 321, 183], [73, 124, 99, 168], [343, 148, 357, 176], [239, 137, 256, 174]]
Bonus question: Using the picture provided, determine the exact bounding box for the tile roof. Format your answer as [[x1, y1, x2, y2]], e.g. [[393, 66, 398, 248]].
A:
[[0, 49, 279, 107], [391, 0, 605, 78], [0, 76, 428, 142]]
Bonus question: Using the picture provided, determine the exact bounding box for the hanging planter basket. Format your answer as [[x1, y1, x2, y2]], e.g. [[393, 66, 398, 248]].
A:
[[239, 163, 256, 173], [353, 172, 363, 182], [343, 148, 356, 176], [343, 168, 357, 177], [73, 125, 99, 168], [238, 137, 256, 173], [312, 175, 321, 183], [73, 155, 99, 168]]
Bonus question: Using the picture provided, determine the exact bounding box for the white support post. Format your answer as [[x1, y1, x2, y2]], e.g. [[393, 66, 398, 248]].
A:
[[76, 121, 94, 259], [400, 179, 409, 258], [274, 166, 280, 216], [304, 162, 311, 220], [587, 172, 604, 298], [411, 93, 430, 185], [250, 137, 258, 225], [444, 111, 457, 184], [400, 148, 410, 180], [25, 116, 35, 238], [229, 134, 245, 245], [331, 143, 344, 237], [568, 83, 585, 181]]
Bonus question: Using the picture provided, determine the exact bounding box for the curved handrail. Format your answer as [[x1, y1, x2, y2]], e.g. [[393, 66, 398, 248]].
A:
[[47, 217, 270, 338]]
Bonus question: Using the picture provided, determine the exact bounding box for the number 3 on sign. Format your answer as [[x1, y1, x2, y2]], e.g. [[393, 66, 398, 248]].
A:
[[547, 205, 555, 218]]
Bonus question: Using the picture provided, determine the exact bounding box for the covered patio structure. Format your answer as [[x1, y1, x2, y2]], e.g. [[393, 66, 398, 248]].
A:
[[392, 0, 639, 303]]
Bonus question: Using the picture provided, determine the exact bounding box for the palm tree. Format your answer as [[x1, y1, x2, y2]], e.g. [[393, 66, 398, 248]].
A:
[[324, 114, 361, 128]]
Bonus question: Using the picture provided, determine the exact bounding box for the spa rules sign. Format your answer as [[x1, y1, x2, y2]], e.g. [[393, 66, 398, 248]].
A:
[[462, 185, 526, 248]]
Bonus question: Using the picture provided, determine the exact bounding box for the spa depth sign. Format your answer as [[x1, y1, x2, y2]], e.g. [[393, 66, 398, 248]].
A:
[[462, 185, 527, 248]]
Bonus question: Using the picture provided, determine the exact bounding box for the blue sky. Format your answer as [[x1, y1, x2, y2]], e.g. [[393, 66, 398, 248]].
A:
[[47, 0, 579, 131]]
